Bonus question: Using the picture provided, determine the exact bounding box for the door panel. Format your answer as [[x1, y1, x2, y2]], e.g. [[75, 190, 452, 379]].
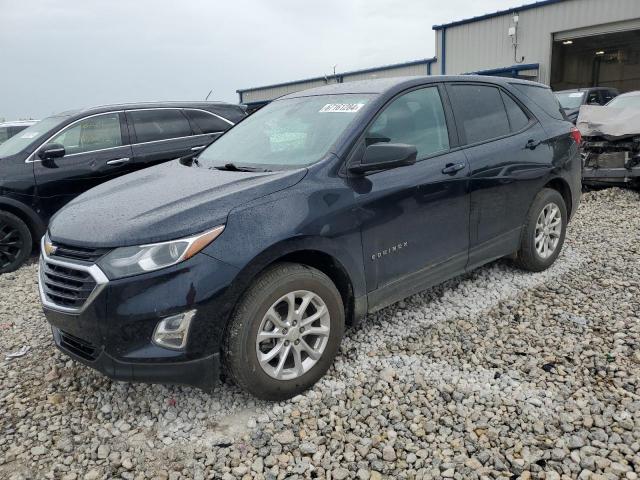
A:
[[34, 112, 134, 221], [354, 149, 470, 294], [351, 86, 470, 298], [34, 144, 134, 221], [445, 83, 551, 269], [465, 122, 550, 268], [126, 109, 216, 169]]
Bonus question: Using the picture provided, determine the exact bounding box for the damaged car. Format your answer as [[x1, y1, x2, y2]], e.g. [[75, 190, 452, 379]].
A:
[[577, 91, 640, 188]]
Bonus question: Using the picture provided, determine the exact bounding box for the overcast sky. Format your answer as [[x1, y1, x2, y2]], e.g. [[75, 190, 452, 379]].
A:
[[1, 0, 521, 120]]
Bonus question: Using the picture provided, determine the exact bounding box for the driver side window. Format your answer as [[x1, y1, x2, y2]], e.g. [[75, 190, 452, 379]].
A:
[[366, 87, 449, 159], [51, 113, 123, 155]]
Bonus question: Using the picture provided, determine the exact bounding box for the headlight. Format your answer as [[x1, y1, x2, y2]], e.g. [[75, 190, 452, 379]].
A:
[[97, 225, 224, 279]]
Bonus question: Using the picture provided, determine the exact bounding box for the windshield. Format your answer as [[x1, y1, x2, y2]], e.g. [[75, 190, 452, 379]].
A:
[[555, 91, 585, 110], [197, 94, 373, 169], [607, 95, 640, 108], [0, 116, 67, 157]]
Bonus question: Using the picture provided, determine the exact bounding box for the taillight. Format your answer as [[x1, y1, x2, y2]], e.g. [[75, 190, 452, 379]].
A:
[[570, 126, 582, 145]]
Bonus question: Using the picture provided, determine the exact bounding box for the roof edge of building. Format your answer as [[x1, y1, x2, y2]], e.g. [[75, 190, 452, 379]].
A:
[[432, 0, 566, 31], [236, 57, 437, 94]]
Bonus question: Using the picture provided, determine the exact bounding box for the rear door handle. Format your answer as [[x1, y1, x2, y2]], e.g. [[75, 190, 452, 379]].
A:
[[526, 139, 541, 150], [441, 162, 466, 175], [191, 145, 206, 151], [106, 157, 130, 166]]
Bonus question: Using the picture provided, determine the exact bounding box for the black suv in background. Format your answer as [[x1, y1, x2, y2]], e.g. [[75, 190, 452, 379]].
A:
[[41, 76, 581, 400], [0, 102, 246, 273], [554, 87, 619, 123]]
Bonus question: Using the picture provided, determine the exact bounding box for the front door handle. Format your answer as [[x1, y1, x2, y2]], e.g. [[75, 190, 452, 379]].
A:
[[525, 139, 541, 150], [106, 157, 130, 166], [191, 145, 206, 151], [442, 162, 466, 175]]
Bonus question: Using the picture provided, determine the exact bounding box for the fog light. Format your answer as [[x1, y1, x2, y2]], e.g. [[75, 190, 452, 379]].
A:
[[152, 310, 196, 350]]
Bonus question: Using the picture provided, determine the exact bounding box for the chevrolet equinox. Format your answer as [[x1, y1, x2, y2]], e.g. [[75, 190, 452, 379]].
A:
[[39, 76, 581, 400]]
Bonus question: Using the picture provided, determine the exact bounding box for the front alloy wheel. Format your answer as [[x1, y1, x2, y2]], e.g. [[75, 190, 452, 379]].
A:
[[224, 263, 344, 400], [256, 290, 331, 380]]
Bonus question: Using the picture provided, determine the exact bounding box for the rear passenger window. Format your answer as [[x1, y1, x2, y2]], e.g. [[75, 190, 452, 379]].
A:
[[586, 91, 601, 105], [511, 84, 565, 120], [129, 109, 192, 143], [366, 87, 449, 159], [449, 85, 510, 144], [184, 110, 232, 134], [602, 90, 616, 104], [501, 92, 530, 132]]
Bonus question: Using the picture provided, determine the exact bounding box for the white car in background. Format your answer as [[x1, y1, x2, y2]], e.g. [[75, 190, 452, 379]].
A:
[[577, 91, 640, 188]]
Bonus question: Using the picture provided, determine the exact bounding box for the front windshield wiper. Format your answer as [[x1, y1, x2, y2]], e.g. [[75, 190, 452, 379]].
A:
[[214, 163, 272, 172]]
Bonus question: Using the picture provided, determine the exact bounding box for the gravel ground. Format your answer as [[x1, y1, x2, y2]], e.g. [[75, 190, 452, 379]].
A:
[[1, 187, 639, 480]]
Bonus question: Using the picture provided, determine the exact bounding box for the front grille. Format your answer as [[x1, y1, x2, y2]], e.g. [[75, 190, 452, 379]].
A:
[[59, 330, 98, 360], [51, 243, 109, 263], [40, 260, 97, 309]]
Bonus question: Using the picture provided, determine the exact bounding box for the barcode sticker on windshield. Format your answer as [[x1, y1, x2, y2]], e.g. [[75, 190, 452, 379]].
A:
[[20, 132, 39, 138], [569, 93, 583, 97], [319, 103, 364, 113]]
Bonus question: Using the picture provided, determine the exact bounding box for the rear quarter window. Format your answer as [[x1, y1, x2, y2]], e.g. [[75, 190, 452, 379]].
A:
[[448, 84, 511, 144], [184, 110, 232, 134], [511, 84, 565, 120]]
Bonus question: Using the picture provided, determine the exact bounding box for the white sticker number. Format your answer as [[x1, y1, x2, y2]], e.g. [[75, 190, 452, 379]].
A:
[[319, 103, 364, 113]]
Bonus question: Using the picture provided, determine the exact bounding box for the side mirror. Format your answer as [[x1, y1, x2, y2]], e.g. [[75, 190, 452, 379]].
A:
[[349, 143, 417, 174], [38, 143, 66, 160]]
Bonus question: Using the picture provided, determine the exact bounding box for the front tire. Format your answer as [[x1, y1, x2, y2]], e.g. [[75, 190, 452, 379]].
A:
[[513, 188, 567, 272], [0, 211, 32, 274], [223, 263, 344, 400]]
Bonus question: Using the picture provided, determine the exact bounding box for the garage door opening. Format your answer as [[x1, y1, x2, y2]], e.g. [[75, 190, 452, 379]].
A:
[[550, 29, 640, 93]]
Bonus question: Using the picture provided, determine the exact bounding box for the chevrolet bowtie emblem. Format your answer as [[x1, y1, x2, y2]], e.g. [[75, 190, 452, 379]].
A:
[[44, 241, 58, 256]]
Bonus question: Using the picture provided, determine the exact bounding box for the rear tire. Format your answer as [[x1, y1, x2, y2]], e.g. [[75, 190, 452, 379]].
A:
[[0, 211, 32, 274], [513, 188, 567, 272], [223, 262, 344, 401]]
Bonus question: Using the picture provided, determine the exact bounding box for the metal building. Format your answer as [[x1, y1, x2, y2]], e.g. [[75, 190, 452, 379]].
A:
[[432, 0, 640, 92], [237, 0, 640, 107], [236, 58, 435, 110]]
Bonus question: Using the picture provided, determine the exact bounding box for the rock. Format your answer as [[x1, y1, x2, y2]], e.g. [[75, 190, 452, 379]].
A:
[[275, 430, 295, 444], [299, 442, 317, 455], [31, 445, 46, 456], [332, 468, 350, 480], [84, 470, 100, 480], [382, 445, 396, 461]]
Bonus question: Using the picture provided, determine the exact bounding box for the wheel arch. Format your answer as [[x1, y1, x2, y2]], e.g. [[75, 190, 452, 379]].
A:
[[0, 197, 46, 246], [543, 177, 573, 218], [226, 238, 366, 328]]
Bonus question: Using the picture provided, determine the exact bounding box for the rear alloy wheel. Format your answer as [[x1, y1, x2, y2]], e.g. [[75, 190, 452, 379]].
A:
[[0, 211, 32, 274], [513, 188, 567, 272], [223, 263, 344, 400]]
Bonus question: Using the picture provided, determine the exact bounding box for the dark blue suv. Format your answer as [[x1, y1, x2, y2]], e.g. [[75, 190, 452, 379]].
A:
[[40, 76, 581, 400]]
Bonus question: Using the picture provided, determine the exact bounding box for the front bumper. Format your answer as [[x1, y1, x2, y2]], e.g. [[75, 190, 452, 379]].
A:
[[39, 246, 241, 391], [51, 327, 220, 390]]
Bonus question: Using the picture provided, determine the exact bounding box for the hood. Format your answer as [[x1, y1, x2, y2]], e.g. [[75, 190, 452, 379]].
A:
[[49, 160, 307, 248], [577, 105, 640, 140]]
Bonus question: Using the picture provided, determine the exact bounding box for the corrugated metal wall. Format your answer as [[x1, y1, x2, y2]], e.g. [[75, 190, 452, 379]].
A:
[[341, 63, 428, 82], [433, 0, 640, 84], [239, 61, 431, 104], [240, 78, 338, 104]]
